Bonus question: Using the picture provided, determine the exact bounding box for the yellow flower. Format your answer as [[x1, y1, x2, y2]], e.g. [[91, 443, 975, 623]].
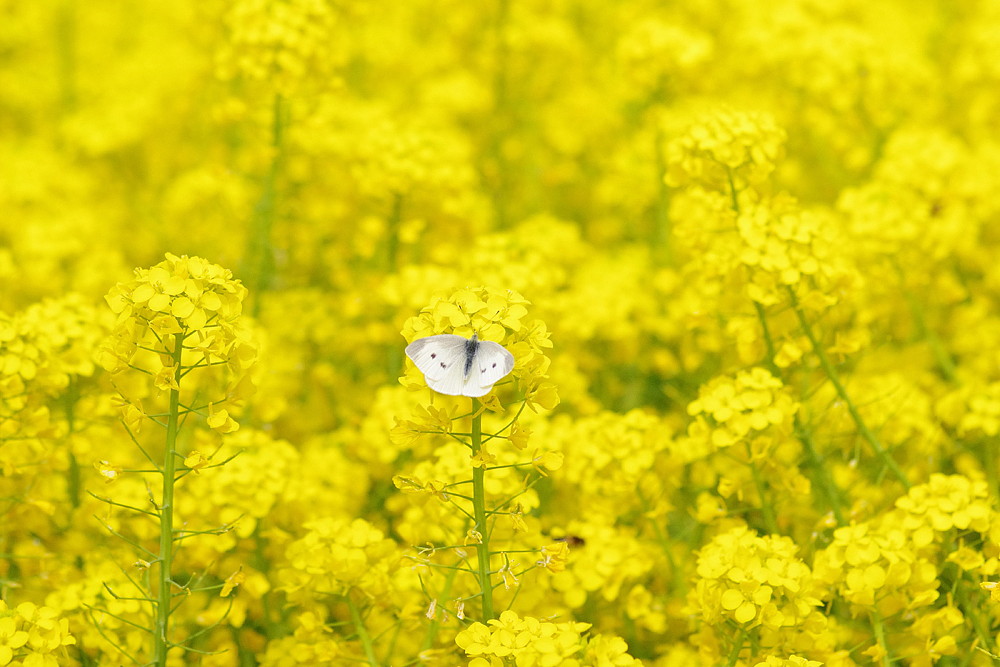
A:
[[508, 422, 531, 450], [207, 405, 240, 434], [539, 542, 571, 574], [152, 363, 181, 392], [183, 450, 210, 473], [531, 450, 564, 476], [221, 569, 245, 598], [470, 445, 497, 469], [94, 460, 122, 484], [0, 616, 28, 666], [454, 610, 592, 665]]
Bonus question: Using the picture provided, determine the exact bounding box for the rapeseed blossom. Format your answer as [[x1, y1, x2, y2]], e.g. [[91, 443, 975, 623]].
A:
[[6, 1, 1000, 665]]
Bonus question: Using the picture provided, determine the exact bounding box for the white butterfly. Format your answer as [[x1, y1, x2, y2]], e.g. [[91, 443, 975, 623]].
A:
[[405, 334, 515, 397]]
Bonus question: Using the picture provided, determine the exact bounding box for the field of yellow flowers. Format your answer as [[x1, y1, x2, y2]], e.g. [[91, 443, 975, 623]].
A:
[[4, 1, 1000, 665]]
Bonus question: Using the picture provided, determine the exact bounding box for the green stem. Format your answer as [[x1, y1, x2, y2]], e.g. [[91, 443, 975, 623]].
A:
[[153, 334, 184, 666], [902, 287, 958, 382], [746, 442, 778, 534], [788, 287, 911, 489], [64, 377, 81, 509], [251, 521, 281, 639], [248, 94, 285, 318], [470, 397, 494, 621], [490, 0, 511, 227], [385, 193, 403, 271], [794, 419, 845, 525], [347, 593, 380, 667], [869, 609, 894, 667], [421, 566, 459, 651], [724, 628, 747, 667], [753, 302, 845, 524], [952, 568, 995, 656], [653, 123, 672, 265], [726, 168, 740, 212]]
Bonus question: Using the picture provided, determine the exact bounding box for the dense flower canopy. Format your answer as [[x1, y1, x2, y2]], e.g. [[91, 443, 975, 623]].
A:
[[3, 0, 1000, 665]]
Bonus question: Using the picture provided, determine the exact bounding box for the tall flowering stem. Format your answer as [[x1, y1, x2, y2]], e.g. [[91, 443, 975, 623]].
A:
[[753, 302, 845, 524], [397, 287, 559, 631], [469, 397, 495, 620], [101, 253, 257, 665], [787, 287, 911, 489], [247, 94, 286, 316], [152, 332, 183, 666]]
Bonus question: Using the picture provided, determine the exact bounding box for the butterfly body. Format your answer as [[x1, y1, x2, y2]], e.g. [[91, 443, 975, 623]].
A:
[[406, 333, 515, 397]]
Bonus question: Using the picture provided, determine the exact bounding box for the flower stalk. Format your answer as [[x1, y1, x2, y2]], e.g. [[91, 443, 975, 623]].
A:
[[470, 397, 495, 621], [787, 287, 911, 489], [753, 302, 845, 524], [348, 593, 381, 667], [153, 332, 184, 666]]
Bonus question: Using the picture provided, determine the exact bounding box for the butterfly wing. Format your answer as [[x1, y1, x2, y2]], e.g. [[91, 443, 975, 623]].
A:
[[463, 341, 515, 396], [407, 334, 515, 397], [405, 335, 468, 382], [426, 360, 471, 396]]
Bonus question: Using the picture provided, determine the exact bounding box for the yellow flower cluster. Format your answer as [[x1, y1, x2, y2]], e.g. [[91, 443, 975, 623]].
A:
[[543, 410, 677, 521], [401, 286, 557, 409], [735, 196, 845, 305], [177, 428, 301, 558], [937, 382, 1000, 437], [101, 253, 256, 422], [216, 0, 345, 93], [690, 526, 848, 665], [456, 609, 637, 667], [665, 110, 785, 192], [0, 600, 76, 667], [693, 526, 820, 628], [0, 295, 105, 421], [548, 521, 657, 611], [104, 253, 249, 339], [812, 519, 938, 615], [616, 19, 712, 96], [257, 611, 343, 666], [279, 517, 399, 601], [895, 473, 992, 535], [0, 313, 55, 463], [686, 367, 798, 452], [753, 657, 821, 667]]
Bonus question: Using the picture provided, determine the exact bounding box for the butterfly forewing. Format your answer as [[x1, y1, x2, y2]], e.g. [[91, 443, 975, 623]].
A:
[[405, 334, 468, 381], [474, 341, 515, 388]]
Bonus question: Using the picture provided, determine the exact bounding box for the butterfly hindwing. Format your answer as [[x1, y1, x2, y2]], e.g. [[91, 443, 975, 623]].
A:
[[460, 374, 495, 397], [405, 334, 468, 381], [426, 358, 472, 396]]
